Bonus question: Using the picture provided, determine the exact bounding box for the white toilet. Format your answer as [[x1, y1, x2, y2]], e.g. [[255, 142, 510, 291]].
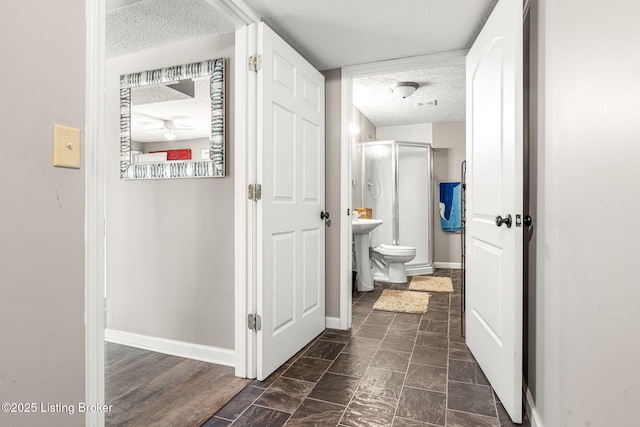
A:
[[370, 244, 417, 283]]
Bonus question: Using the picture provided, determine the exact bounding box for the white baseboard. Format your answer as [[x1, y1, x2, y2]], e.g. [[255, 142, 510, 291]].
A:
[[433, 262, 462, 269], [325, 316, 341, 329], [524, 382, 544, 427], [105, 329, 235, 367]]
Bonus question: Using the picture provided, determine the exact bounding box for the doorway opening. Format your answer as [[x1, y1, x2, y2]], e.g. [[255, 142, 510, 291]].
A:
[[338, 51, 468, 330]]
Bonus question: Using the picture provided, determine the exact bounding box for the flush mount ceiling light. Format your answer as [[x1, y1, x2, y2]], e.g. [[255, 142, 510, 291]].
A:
[[390, 82, 419, 98]]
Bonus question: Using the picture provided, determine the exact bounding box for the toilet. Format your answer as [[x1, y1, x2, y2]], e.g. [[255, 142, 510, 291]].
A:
[[370, 244, 417, 283]]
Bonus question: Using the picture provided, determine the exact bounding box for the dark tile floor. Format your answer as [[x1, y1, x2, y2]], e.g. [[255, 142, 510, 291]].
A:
[[203, 269, 530, 427]]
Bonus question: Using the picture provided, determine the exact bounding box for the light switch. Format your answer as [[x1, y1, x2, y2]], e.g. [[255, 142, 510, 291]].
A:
[[53, 124, 81, 169]]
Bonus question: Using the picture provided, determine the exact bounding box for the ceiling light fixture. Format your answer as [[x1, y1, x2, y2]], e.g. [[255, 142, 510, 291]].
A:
[[164, 129, 177, 141], [390, 82, 419, 98]]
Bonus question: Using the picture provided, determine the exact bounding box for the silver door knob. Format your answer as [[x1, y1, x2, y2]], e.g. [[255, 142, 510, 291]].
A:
[[495, 214, 512, 228]]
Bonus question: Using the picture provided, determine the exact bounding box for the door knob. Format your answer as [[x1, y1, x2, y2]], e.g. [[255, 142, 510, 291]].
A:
[[523, 215, 533, 227], [495, 214, 512, 228], [320, 211, 330, 220]]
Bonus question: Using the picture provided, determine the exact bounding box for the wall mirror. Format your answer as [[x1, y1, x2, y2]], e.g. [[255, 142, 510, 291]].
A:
[[120, 58, 225, 179]]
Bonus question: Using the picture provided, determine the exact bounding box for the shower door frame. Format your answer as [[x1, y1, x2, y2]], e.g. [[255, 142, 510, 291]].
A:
[[361, 140, 435, 276]]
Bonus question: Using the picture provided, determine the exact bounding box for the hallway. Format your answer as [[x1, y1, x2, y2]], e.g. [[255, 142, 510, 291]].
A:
[[204, 269, 529, 426]]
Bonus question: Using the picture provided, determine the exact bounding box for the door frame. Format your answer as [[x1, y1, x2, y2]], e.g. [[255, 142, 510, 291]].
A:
[[85, 0, 106, 426], [233, 22, 258, 379], [85, 5, 262, 426], [338, 50, 467, 329]]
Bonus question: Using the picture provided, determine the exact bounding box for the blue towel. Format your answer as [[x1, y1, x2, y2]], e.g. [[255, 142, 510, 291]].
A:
[[439, 182, 461, 232]]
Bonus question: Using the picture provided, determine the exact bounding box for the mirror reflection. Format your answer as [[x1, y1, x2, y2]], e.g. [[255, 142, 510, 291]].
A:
[[120, 58, 225, 179]]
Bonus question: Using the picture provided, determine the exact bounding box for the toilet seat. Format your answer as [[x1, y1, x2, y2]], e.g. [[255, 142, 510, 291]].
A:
[[373, 244, 416, 257]]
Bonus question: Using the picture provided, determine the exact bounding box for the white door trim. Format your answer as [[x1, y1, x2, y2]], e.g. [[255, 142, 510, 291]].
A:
[[339, 68, 353, 330], [204, 0, 260, 27], [339, 50, 468, 329], [85, 8, 263, 425], [234, 22, 258, 378], [85, 0, 106, 426]]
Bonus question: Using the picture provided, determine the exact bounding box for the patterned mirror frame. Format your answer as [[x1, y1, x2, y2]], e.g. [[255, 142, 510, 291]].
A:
[[120, 58, 225, 179]]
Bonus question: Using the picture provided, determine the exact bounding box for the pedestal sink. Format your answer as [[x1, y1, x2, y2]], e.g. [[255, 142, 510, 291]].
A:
[[352, 219, 383, 292]]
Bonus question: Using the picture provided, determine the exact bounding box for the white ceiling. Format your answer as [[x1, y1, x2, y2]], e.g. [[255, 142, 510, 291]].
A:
[[106, 0, 497, 126], [354, 65, 466, 127], [243, 0, 497, 71], [106, 0, 235, 59]]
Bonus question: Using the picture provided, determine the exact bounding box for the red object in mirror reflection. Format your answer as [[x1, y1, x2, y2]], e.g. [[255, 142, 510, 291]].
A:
[[149, 149, 192, 160]]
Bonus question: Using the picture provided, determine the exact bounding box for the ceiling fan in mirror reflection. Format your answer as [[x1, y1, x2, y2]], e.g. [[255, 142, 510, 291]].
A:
[[142, 119, 195, 141]]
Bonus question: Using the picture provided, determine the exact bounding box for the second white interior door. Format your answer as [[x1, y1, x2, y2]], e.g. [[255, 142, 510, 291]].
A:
[[256, 22, 327, 381]]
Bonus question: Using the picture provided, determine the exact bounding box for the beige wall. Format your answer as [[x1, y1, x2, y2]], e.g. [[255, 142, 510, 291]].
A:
[[376, 123, 433, 143], [322, 69, 342, 318], [529, 0, 640, 424], [106, 34, 236, 349], [432, 122, 465, 265], [0, 1, 86, 425]]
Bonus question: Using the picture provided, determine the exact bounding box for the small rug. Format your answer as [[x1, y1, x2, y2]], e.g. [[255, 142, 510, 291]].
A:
[[373, 289, 430, 314], [409, 275, 454, 293]]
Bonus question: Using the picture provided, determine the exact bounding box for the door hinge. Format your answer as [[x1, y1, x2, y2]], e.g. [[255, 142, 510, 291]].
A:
[[247, 184, 262, 201], [248, 55, 262, 72], [248, 313, 262, 331]]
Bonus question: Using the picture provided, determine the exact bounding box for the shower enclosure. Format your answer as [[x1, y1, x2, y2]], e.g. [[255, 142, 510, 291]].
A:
[[362, 141, 434, 275]]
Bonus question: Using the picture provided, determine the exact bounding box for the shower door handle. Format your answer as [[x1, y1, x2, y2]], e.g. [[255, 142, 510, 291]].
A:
[[495, 214, 512, 228]]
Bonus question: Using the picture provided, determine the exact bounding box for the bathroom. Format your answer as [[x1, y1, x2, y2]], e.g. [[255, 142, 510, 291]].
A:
[[349, 67, 467, 294]]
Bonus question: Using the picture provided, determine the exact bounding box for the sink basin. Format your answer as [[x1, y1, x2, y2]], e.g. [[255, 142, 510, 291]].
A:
[[352, 218, 383, 292], [352, 219, 383, 235]]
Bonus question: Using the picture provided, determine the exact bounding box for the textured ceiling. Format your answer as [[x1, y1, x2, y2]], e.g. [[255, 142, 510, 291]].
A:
[[105, 0, 236, 59], [243, 0, 497, 71], [107, 0, 498, 126], [354, 65, 466, 127]]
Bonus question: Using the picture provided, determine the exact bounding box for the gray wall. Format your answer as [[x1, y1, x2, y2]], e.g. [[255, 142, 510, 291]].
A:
[[529, 0, 640, 424], [106, 34, 236, 349], [323, 69, 342, 319], [432, 122, 465, 265], [0, 1, 86, 425]]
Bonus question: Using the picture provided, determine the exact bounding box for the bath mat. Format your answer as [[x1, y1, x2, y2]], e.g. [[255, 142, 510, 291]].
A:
[[409, 276, 454, 293], [373, 290, 430, 314]]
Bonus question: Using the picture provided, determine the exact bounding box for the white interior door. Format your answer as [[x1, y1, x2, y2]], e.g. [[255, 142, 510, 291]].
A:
[[465, 0, 523, 422], [256, 22, 326, 380]]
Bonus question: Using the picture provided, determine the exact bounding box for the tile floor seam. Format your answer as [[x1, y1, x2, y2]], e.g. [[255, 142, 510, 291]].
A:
[[445, 288, 451, 427], [337, 302, 391, 426], [392, 310, 422, 426], [336, 360, 370, 424], [447, 405, 502, 421], [447, 378, 492, 388], [285, 397, 350, 427], [323, 310, 371, 426], [492, 389, 502, 427], [234, 387, 267, 422]]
